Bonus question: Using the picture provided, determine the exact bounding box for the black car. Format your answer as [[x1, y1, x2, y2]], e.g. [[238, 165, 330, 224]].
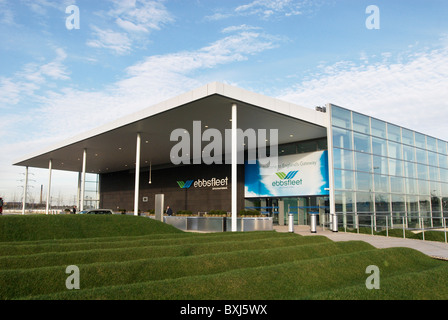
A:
[[78, 209, 114, 215]]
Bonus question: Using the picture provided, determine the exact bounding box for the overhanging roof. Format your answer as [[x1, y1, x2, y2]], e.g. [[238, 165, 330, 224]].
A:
[[13, 82, 329, 174]]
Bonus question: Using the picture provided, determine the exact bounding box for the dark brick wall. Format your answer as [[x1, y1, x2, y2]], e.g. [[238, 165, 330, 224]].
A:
[[100, 164, 245, 214]]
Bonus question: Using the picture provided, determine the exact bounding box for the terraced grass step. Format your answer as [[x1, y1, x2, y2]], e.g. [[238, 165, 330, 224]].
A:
[[1, 241, 374, 299], [28, 247, 446, 300], [0, 215, 183, 242], [0, 231, 295, 257], [308, 264, 448, 300], [0, 235, 331, 270]]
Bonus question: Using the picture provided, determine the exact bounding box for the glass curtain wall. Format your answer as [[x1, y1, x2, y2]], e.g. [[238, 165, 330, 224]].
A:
[[331, 105, 448, 230]]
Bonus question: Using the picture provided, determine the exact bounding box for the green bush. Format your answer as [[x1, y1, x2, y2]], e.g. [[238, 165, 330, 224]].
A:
[[176, 210, 193, 216], [207, 210, 228, 216], [239, 209, 261, 216]]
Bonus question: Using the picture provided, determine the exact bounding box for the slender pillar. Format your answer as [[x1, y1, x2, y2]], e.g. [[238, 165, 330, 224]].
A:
[[326, 104, 338, 232], [134, 133, 141, 216], [80, 149, 87, 211], [231, 104, 237, 232], [45, 160, 52, 215], [77, 172, 81, 210], [22, 167, 29, 215]]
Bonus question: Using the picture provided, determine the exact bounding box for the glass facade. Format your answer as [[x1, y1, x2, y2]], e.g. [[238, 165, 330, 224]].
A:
[[331, 105, 448, 229]]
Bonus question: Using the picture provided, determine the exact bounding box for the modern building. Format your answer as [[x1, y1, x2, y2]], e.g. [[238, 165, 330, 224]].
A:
[[14, 82, 448, 232]]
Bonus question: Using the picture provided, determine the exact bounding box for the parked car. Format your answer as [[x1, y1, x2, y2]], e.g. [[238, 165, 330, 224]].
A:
[[78, 209, 114, 215]]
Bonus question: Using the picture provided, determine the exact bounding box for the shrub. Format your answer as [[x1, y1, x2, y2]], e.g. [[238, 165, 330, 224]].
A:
[[239, 209, 261, 217]]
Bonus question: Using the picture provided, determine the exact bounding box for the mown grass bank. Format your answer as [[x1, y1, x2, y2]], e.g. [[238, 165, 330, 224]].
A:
[[1, 215, 447, 300]]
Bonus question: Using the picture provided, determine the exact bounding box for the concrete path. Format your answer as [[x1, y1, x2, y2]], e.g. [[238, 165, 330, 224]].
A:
[[274, 225, 448, 261]]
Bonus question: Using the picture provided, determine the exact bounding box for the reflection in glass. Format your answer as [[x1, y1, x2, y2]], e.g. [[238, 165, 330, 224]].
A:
[[333, 127, 353, 150], [352, 112, 370, 134], [387, 123, 401, 143], [332, 106, 352, 129], [353, 132, 371, 153]]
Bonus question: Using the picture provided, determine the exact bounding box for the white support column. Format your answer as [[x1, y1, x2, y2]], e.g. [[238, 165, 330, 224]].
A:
[[326, 104, 338, 232], [22, 166, 29, 215], [45, 160, 52, 215], [134, 133, 141, 216], [77, 172, 81, 210], [231, 104, 238, 232], [80, 149, 87, 211]]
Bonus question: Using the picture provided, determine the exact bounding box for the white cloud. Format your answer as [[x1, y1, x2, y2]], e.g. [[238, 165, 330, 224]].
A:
[[86, 26, 132, 55], [87, 0, 174, 55], [206, 0, 320, 20], [109, 0, 173, 32], [0, 48, 69, 108], [279, 44, 448, 140]]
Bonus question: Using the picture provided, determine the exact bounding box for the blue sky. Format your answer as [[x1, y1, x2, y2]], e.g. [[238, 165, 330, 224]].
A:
[[1, 0, 448, 204]]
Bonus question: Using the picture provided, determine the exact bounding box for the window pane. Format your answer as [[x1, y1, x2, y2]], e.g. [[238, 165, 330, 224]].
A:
[[356, 172, 373, 191], [415, 132, 426, 149], [374, 174, 390, 193], [439, 154, 448, 169], [406, 178, 418, 195], [437, 139, 447, 155], [333, 127, 353, 150], [388, 141, 402, 159], [404, 161, 416, 179], [371, 118, 387, 139], [429, 166, 439, 182], [353, 132, 371, 153], [418, 179, 430, 195], [416, 148, 428, 164], [375, 193, 391, 213], [356, 192, 374, 213], [440, 168, 448, 182], [352, 112, 370, 134], [335, 191, 354, 213], [402, 128, 414, 145], [389, 159, 403, 176], [426, 136, 437, 152], [333, 148, 354, 170], [331, 106, 351, 129], [387, 123, 401, 143], [417, 164, 428, 180], [391, 194, 406, 213], [419, 196, 431, 217], [372, 137, 388, 157], [355, 152, 372, 172], [373, 155, 389, 175], [334, 169, 354, 190], [390, 176, 404, 193], [402, 145, 415, 162], [428, 152, 438, 167]]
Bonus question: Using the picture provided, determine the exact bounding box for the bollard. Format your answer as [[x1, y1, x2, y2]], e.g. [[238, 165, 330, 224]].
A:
[[310, 212, 318, 233], [288, 214, 294, 233]]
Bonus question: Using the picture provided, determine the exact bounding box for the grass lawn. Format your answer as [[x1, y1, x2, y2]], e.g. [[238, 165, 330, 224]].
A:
[[1, 215, 447, 300]]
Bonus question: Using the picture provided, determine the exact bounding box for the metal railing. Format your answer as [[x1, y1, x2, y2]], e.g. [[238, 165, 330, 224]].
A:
[[324, 213, 447, 243]]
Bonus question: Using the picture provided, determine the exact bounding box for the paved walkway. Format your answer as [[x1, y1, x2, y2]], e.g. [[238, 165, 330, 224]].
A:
[[274, 225, 448, 261]]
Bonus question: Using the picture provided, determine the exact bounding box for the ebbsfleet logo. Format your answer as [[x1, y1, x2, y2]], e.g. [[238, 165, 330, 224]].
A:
[[275, 171, 299, 180], [177, 180, 194, 189], [272, 171, 302, 187], [177, 177, 229, 190]]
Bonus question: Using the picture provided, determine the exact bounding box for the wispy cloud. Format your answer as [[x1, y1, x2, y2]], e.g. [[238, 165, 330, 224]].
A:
[[87, 0, 174, 55], [206, 0, 320, 21], [0, 47, 69, 108], [279, 43, 448, 140], [86, 26, 132, 55]]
